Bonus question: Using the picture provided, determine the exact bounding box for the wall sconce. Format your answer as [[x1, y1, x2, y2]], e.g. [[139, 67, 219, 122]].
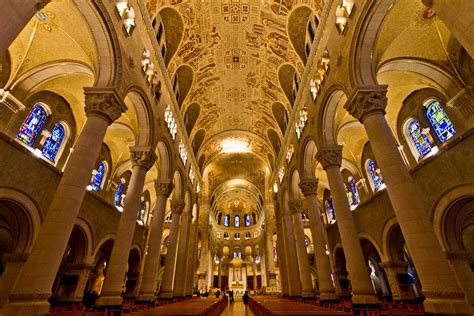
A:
[[335, 0, 354, 34]]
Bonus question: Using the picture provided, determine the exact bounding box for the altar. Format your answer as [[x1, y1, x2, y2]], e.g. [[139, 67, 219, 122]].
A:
[[228, 256, 247, 291]]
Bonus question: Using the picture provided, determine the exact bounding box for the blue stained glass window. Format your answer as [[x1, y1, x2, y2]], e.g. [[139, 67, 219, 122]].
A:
[[42, 123, 65, 162], [224, 214, 230, 227], [326, 199, 336, 224], [91, 162, 106, 192], [425, 100, 456, 143], [115, 180, 124, 206], [348, 177, 359, 206], [17, 104, 48, 146], [245, 214, 251, 227], [368, 159, 383, 191], [234, 215, 240, 228], [407, 119, 432, 158]]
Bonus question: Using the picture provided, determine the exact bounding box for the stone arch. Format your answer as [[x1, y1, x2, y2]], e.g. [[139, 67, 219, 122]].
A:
[[156, 140, 172, 180], [174, 65, 194, 108], [124, 87, 154, 147], [267, 129, 281, 155], [359, 237, 391, 298], [185, 103, 200, 136], [272, 102, 288, 135], [317, 85, 350, 147], [158, 7, 184, 67], [287, 5, 314, 64], [192, 129, 205, 157], [75, 217, 94, 260], [172, 169, 184, 200], [300, 138, 318, 179], [278, 64, 298, 106], [290, 168, 303, 200]]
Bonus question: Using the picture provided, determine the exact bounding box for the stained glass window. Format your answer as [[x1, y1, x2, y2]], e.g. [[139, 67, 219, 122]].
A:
[[91, 162, 106, 192], [326, 199, 336, 224], [42, 123, 65, 162], [273, 246, 277, 262], [348, 177, 359, 207], [217, 213, 222, 225], [17, 104, 47, 146], [234, 215, 240, 228], [137, 199, 148, 225], [425, 99, 456, 143], [407, 119, 432, 158], [224, 214, 230, 227], [115, 180, 125, 206], [368, 159, 384, 191], [245, 214, 251, 227]]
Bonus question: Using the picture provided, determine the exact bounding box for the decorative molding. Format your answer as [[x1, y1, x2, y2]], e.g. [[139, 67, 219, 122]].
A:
[[170, 199, 186, 215], [447, 87, 474, 119], [288, 199, 304, 214], [130, 147, 157, 170], [84, 88, 127, 124], [2, 253, 28, 263], [299, 178, 319, 196], [422, 290, 465, 300], [316, 145, 343, 169], [9, 292, 51, 302], [154, 180, 174, 197], [345, 85, 388, 122]]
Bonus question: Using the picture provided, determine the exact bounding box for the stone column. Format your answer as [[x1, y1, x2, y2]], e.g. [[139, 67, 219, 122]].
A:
[[281, 202, 303, 297], [289, 199, 314, 298], [159, 199, 185, 299], [422, 0, 474, 58], [1, 0, 50, 56], [380, 261, 418, 301], [446, 251, 474, 305], [345, 85, 471, 313], [264, 206, 276, 287], [0, 253, 28, 307], [136, 180, 173, 302], [95, 148, 156, 307], [184, 219, 199, 296], [273, 194, 289, 295], [217, 260, 222, 290], [3, 89, 126, 315], [299, 178, 338, 301], [259, 248, 268, 288], [173, 210, 192, 297], [316, 146, 378, 305]]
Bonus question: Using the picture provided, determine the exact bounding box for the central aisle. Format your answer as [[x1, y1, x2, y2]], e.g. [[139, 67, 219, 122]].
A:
[[221, 301, 255, 316]]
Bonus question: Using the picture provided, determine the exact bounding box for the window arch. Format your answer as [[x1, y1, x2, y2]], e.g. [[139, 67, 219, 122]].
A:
[[244, 214, 251, 227], [91, 161, 107, 192], [224, 214, 230, 227], [325, 199, 336, 224], [234, 215, 240, 228], [424, 99, 456, 143], [366, 159, 384, 192], [307, 21, 315, 42], [404, 118, 432, 159], [42, 122, 66, 162], [17, 103, 48, 146], [114, 179, 126, 208], [137, 198, 149, 226], [252, 212, 257, 225], [347, 176, 359, 208], [217, 212, 222, 225]]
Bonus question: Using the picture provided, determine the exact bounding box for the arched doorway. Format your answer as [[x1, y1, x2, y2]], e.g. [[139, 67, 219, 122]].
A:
[[360, 238, 391, 300]]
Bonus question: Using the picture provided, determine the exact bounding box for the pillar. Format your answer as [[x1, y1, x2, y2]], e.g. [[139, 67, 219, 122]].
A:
[[0, 253, 28, 307], [316, 146, 378, 305], [3, 89, 126, 315], [264, 206, 276, 289], [136, 180, 174, 302], [1, 0, 50, 56], [95, 148, 156, 307], [380, 261, 419, 301], [159, 199, 185, 299], [53, 262, 94, 304], [217, 260, 222, 290], [288, 199, 314, 298], [281, 201, 303, 297], [445, 251, 474, 305], [299, 178, 338, 301], [173, 210, 192, 297], [345, 85, 471, 314], [184, 218, 199, 296], [273, 194, 289, 296], [259, 248, 268, 288]]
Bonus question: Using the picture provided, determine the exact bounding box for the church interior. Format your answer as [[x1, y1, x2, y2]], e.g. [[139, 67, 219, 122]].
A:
[[0, 0, 473, 315]]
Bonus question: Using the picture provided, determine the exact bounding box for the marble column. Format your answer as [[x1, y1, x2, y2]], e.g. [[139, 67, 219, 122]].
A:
[[316, 146, 378, 305], [259, 248, 268, 288], [264, 206, 276, 286], [253, 261, 258, 290], [217, 260, 222, 290], [159, 199, 185, 299], [281, 202, 303, 297], [3, 89, 126, 315], [96, 148, 156, 307], [184, 219, 199, 296], [1, 0, 50, 56], [299, 178, 338, 301], [136, 180, 173, 302], [346, 85, 471, 314], [273, 194, 289, 295], [0, 253, 28, 307], [288, 199, 314, 298], [173, 211, 192, 297]]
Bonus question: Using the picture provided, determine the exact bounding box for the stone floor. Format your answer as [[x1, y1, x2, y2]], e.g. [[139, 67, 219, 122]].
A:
[[221, 301, 255, 316]]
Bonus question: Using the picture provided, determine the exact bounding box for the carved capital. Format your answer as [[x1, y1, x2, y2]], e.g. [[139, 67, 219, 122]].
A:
[[36, 0, 50, 10], [84, 88, 127, 124], [288, 199, 304, 214], [299, 178, 319, 196], [316, 145, 342, 169], [130, 147, 156, 170], [154, 180, 174, 197], [170, 199, 186, 215], [345, 85, 388, 122]]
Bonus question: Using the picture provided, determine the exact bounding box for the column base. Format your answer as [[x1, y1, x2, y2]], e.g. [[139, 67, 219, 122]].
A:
[[301, 290, 315, 298], [95, 294, 123, 308], [423, 296, 472, 315], [319, 292, 339, 302], [159, 291, 174, 299], [2, 300, 50, 316], [351, 293, 378, 305], [135, 293, 156, 303]]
